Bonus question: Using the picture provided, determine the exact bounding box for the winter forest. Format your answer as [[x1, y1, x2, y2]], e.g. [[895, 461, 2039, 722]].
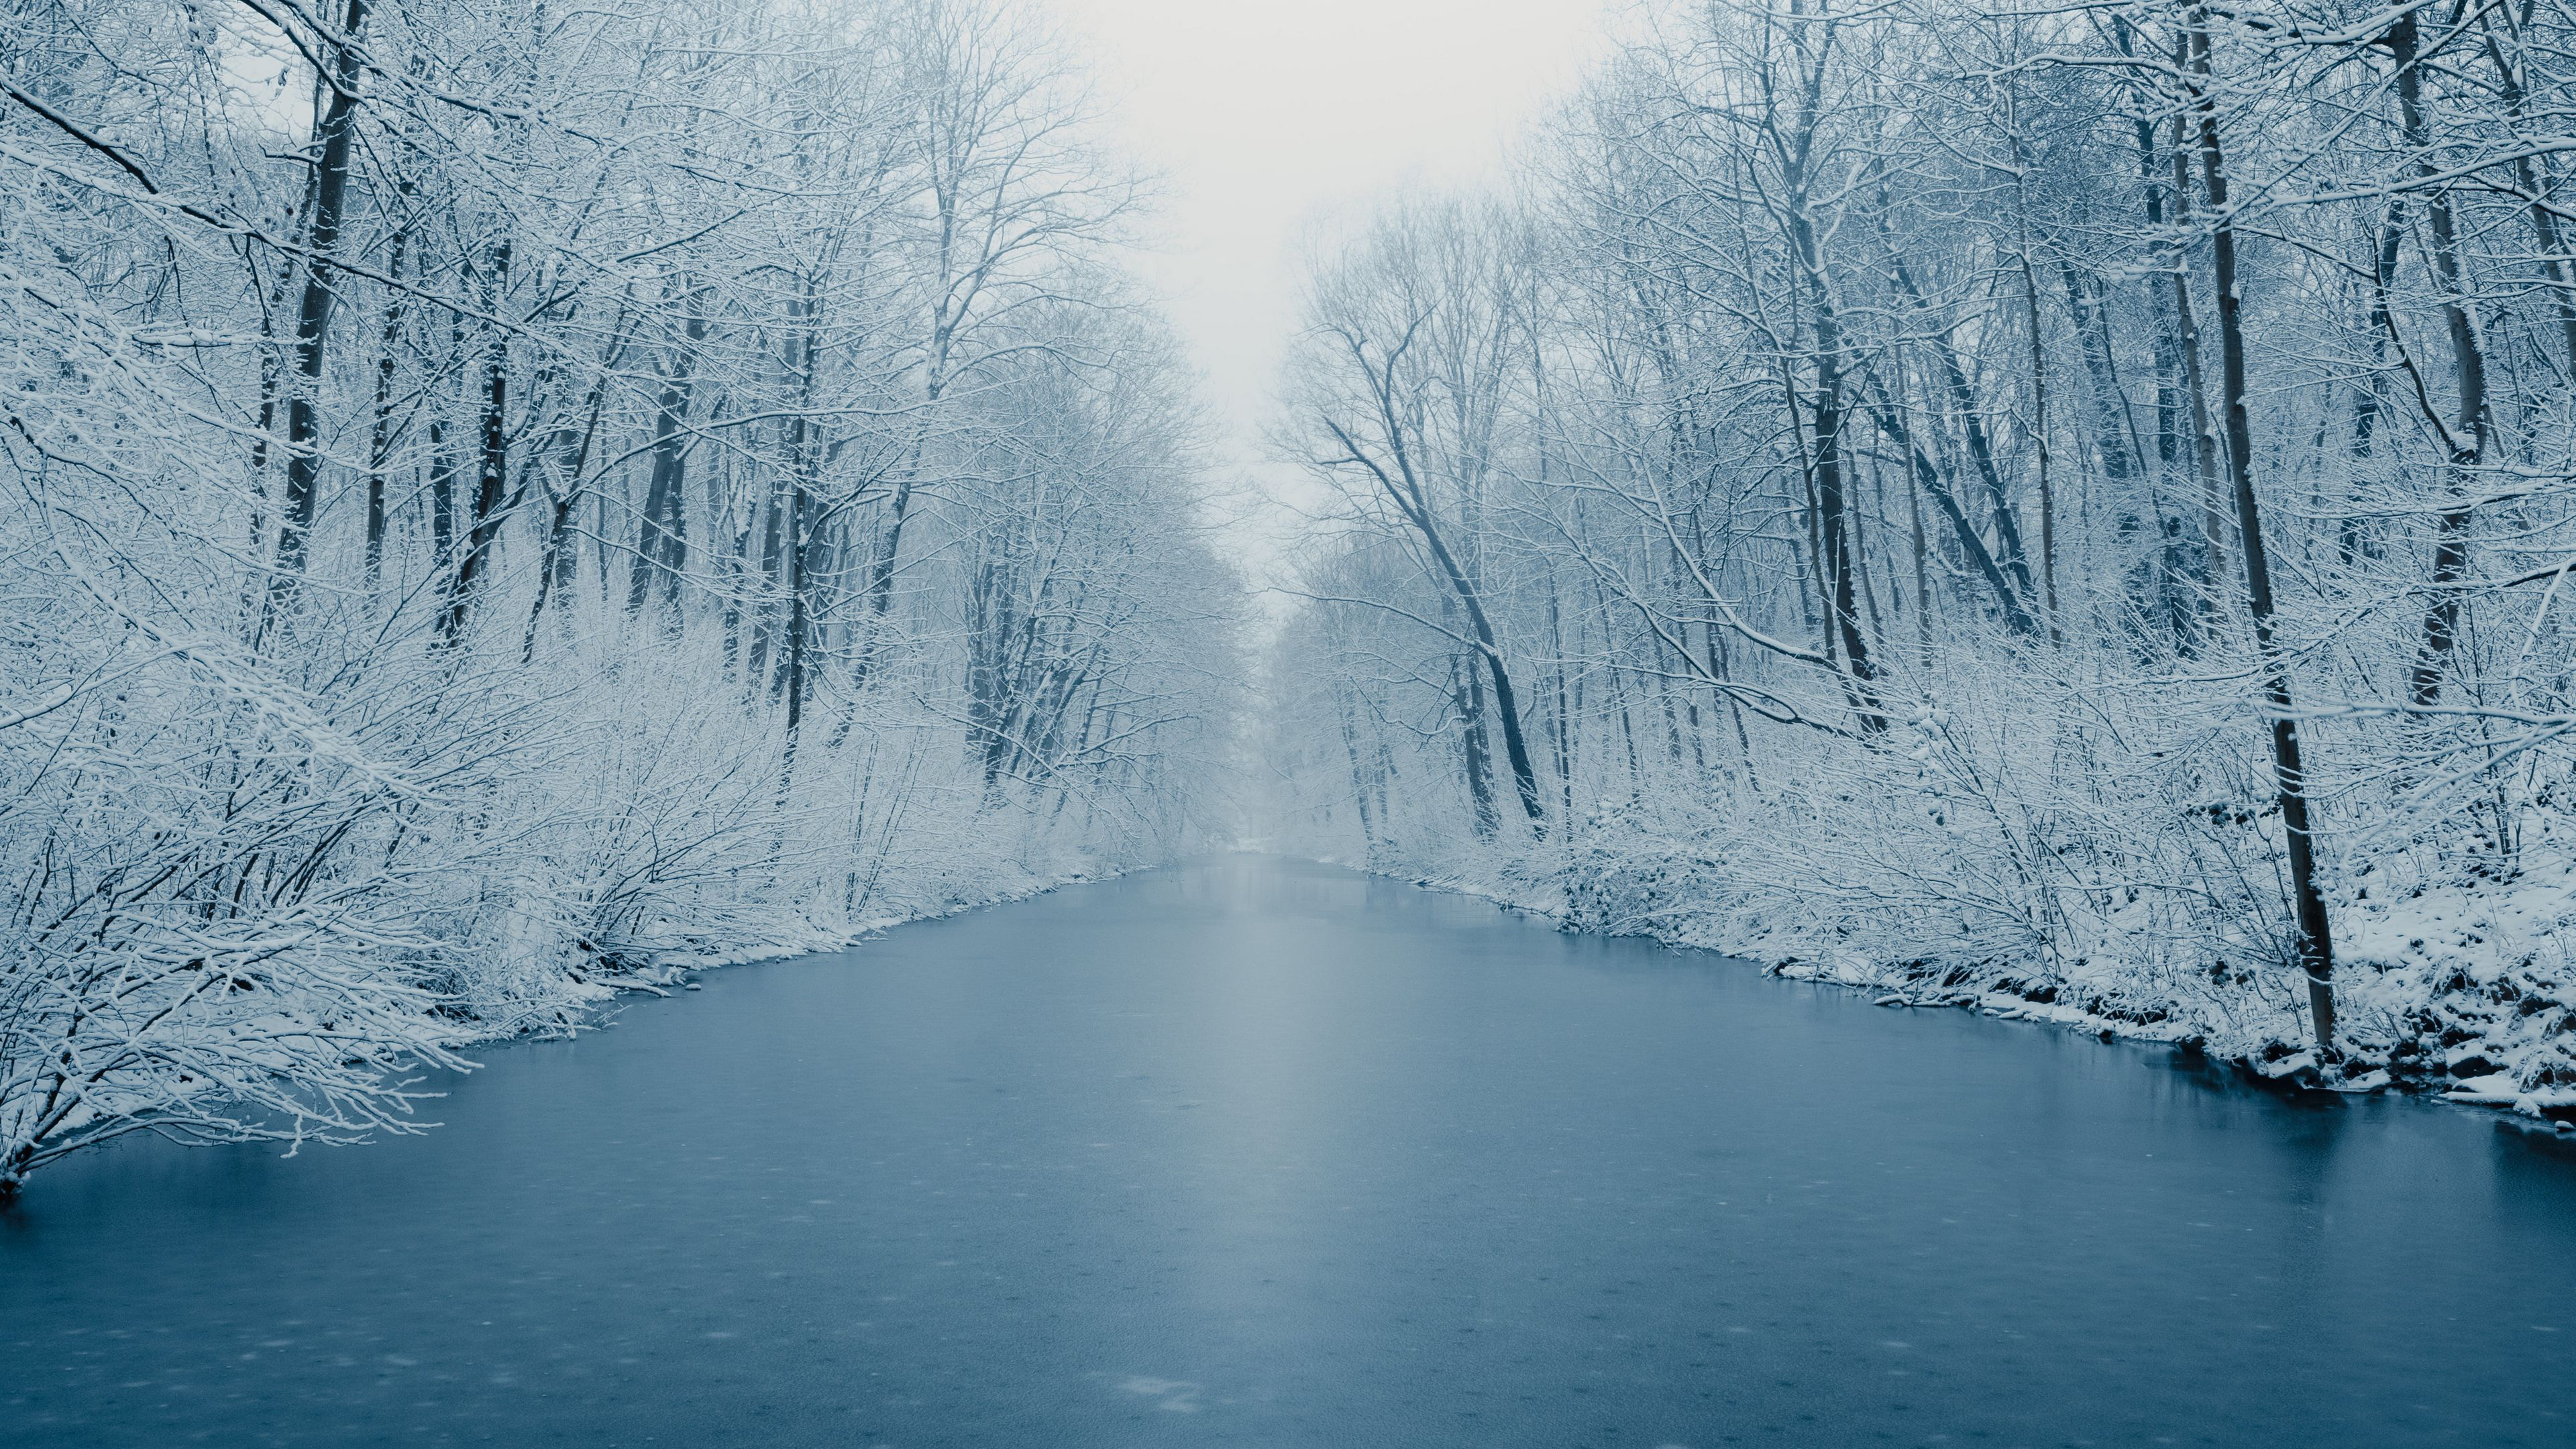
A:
[[0, 0, 1244, 1193], [1256, 0, 2576, 1113], [5, 0, 2576, 1205]]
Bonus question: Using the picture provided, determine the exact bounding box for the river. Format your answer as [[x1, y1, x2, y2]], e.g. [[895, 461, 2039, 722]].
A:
[[4, 855, 2571, 1446]]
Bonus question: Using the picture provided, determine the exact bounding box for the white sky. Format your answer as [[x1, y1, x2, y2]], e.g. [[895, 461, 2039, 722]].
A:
[[1046, 0, 1614, 576]]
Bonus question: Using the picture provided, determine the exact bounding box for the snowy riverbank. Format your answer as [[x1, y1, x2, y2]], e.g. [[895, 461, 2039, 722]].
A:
[[1341, 831, 2576, 1128]]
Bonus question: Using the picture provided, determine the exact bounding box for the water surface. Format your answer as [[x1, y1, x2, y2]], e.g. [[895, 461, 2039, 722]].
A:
[[5, 855, 2571, 1446]]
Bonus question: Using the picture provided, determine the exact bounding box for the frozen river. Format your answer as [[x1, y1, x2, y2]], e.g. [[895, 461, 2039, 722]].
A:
[[4, 855, 2572, 1446]]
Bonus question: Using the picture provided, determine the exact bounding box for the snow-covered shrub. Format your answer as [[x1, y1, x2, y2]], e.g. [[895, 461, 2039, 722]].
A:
[[0, 0, 1245, 1197]]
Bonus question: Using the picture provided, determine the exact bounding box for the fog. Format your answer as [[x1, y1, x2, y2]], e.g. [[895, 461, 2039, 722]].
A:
[[1054, 0, 1611, 578]]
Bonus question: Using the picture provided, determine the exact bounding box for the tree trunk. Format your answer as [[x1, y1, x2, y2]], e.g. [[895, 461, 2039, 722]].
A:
[[1883, 244, 2038, 610], [1335, 687, 1380, 852], [427, 411, 459, 580], [1864, 400, 2039, 637], [520, 384, 607, 663], [439, 239, 513, 647], [780, 280, 824, 759], [2161, 74, 2235, 608], [2387, 11, 2489, 710], [1453, 651, 1499, 839], [364, 208, 409, 588], [2007, 146, 2060, 641], [2190, 15, 2338, 1049], [628, 290, 705, 622], [1807, 311, 1881, 728], [264, 0, 370, 624], [2345, 207, 2405, 564], [1788, 209, 1884, 728], [1328, 408, 1549, 832]]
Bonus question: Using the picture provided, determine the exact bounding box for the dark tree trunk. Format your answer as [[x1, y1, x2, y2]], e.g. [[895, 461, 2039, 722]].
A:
[[264, 0, 370, 625], [2345, 208, 2404, 564], [439, 241, 513, 647], [628, 293, 706, 622], [1805, 323, 1880, 728], [427, 415, 460, 578], [1864, 402, 2039, 637], [520, 384, 607, 663], [1883, 245, 2038, 612], [1325, 407, 1550, 833], [1454, 646, 1499, 839], [2385, 12, 2489, 710], [2190, 15, 2338, 1049], [364, 209, 409, 587]]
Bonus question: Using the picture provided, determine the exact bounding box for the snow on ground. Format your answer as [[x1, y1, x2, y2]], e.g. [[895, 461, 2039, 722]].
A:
[[1358, 842, 2576, 1128]]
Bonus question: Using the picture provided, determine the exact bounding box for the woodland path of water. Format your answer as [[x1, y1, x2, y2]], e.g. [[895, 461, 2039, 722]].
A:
[[4, 855, 2572, 1447]]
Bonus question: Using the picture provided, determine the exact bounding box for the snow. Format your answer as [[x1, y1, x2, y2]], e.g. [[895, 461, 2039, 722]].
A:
[[1332, 834, 2576, 1130]]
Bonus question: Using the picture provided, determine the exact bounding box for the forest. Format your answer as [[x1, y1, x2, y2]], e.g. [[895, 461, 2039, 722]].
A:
[[5, 0, 2576, 1202], [0, 0, 1240, 1196], [1256, 0, 2576, 1110]]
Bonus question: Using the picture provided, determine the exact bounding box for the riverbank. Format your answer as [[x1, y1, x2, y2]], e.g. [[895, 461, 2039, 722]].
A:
[[1336, 828, 2576, 1126], [600, 852, 1134, 996], [0, 646, 1210, 1201], [1, 815, 1150, 1201]]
